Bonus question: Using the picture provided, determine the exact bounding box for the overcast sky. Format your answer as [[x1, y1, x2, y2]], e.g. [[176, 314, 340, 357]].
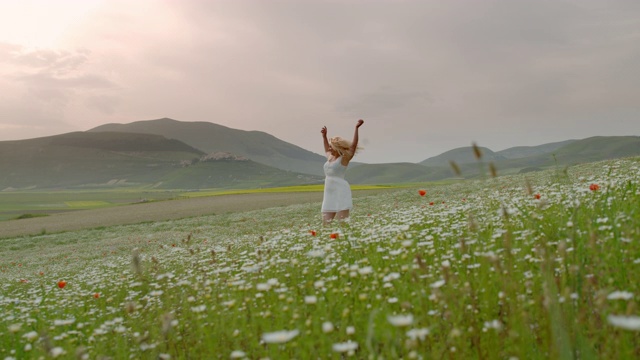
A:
[[1, 0, 639, 163]]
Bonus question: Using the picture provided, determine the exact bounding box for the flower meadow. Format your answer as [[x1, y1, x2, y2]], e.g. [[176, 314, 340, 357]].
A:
[[1, 158, 639, 359]]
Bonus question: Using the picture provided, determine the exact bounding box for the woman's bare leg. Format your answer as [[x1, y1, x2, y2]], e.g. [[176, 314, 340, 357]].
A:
[[322, 212, 336, 225], [336, 210, 350, 221]]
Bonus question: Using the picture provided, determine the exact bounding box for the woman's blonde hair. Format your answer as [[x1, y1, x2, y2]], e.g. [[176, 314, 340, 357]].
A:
[[329, 136, 362, 158]]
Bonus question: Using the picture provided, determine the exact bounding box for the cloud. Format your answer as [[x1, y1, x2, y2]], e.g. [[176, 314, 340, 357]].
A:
[[0, 43, 89, 71], [1, 0, 639, 162], [336, 87, 433, 118], [84, 95, 120, 115], [0, 42, 120, 137], [14, 72, 115, 90], [0, 98, 74, 141], [0, 42, 21, 62]]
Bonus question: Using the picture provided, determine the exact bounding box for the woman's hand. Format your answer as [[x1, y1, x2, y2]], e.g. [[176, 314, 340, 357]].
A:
[[356, 119, 364, 128], [321, 126, 328, 136]]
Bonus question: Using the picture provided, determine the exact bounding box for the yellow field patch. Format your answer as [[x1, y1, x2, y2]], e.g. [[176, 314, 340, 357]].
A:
[[65, 201, 111, 208], [180, 184, 398, 198]]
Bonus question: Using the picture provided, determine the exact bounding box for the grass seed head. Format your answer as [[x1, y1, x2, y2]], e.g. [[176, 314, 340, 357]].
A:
[[525, 178, 533, 195], [467, 214, 478, 232], [125, 301, 136, 314], [75, 346, 88, 360], [161, 313, 175, 337], [472, 142, 482, 160], [132, 249, 142, 276], [489, 162, 497, 178], [41, 332, 53, 354], [449, 161, 462, 177]]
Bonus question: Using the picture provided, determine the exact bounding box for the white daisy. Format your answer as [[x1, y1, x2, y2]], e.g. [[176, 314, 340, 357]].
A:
[[388, 314, 414, 327], [607, 315, 640, 331], [261, 329, 300, 344], [332, 341, 358, 353]]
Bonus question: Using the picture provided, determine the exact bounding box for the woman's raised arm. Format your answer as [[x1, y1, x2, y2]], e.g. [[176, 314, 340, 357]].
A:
[[341, 120, 364, 166], [349, 119, 364, 156], [321, 126, 331, 155]]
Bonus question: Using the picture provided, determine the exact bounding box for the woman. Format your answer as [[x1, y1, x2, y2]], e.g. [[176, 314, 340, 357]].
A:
[[320, 119, 364, 224]]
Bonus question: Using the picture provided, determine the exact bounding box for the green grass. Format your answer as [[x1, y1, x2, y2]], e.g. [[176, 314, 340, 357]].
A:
[[64, 201, 111, 208], [0, 157, 638, 359]]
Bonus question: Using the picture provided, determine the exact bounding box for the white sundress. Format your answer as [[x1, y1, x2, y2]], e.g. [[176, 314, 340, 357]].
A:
[[321, 156, 353, 212]]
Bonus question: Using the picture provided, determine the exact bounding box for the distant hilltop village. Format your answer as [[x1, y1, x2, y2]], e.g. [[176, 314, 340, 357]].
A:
[[201, 152, 249, 162]]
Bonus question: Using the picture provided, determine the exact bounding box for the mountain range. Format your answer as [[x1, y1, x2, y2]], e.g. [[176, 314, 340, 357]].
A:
[[1, 118, 639, 190], [0, 128, 321, 190], [89, 118, 326, 176]]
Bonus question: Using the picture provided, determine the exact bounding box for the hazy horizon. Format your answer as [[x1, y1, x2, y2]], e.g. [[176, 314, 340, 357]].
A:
[[1, 0, 639, 163]]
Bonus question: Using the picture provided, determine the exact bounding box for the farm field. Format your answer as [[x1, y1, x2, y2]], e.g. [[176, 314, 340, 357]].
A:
[[0, 187, 397, 239], [0, 190, 182, 222], [0, 185, 398, 223], [0, 157, 639, 359]]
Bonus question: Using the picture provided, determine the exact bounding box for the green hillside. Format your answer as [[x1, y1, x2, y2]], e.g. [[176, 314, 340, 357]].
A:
[[464, 136, 640, 177], [157, 159, 322, 189], [355, 136, 640, 183], [346, 163, 452, 184], [47, 131, 202, 153], [420, 146, 506, 166], [0, 132, 321, 190], [88, 118, 327, 176], [3, 126, 637, 190], [496, 139, 576, 159], [552, 136, 640, 163], [0, 132, 201, 189]]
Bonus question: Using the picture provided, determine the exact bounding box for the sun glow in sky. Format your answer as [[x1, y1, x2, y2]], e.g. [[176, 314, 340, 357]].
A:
[[0, 0, 105, 47], [1, 0, 639, 163]]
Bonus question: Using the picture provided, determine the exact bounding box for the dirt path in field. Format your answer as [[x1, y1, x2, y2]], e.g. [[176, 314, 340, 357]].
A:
[[0, 190, 391, 239]]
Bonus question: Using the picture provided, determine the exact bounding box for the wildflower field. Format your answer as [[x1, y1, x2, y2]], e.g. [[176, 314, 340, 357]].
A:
[[1, 157, 639, 359]]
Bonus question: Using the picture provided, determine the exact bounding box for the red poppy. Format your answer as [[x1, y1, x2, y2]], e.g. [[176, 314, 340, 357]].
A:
[[93, 293, 100, 299], [418, 189, 426, 196], [534, 193, 541, 200], [309, 230, 317, 236], [589, 183, 600, 191], [57, 280, 67, 289], [429, 202, 434, 206], [330, 233, 339, 239]]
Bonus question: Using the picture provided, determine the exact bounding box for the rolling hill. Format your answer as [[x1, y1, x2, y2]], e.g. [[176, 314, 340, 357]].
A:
[[154, 156, 321, 189], [354, 136, 640, 184], [89, 118, 327, 176], [2, 118, 638, 189], [495, 140, 576, 159], [492, 136, 640, 173], [437, 136, 640, 178], [419, 146, 506, 167], [346, 163, 451, 184], [0, 132, 321, 190]]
